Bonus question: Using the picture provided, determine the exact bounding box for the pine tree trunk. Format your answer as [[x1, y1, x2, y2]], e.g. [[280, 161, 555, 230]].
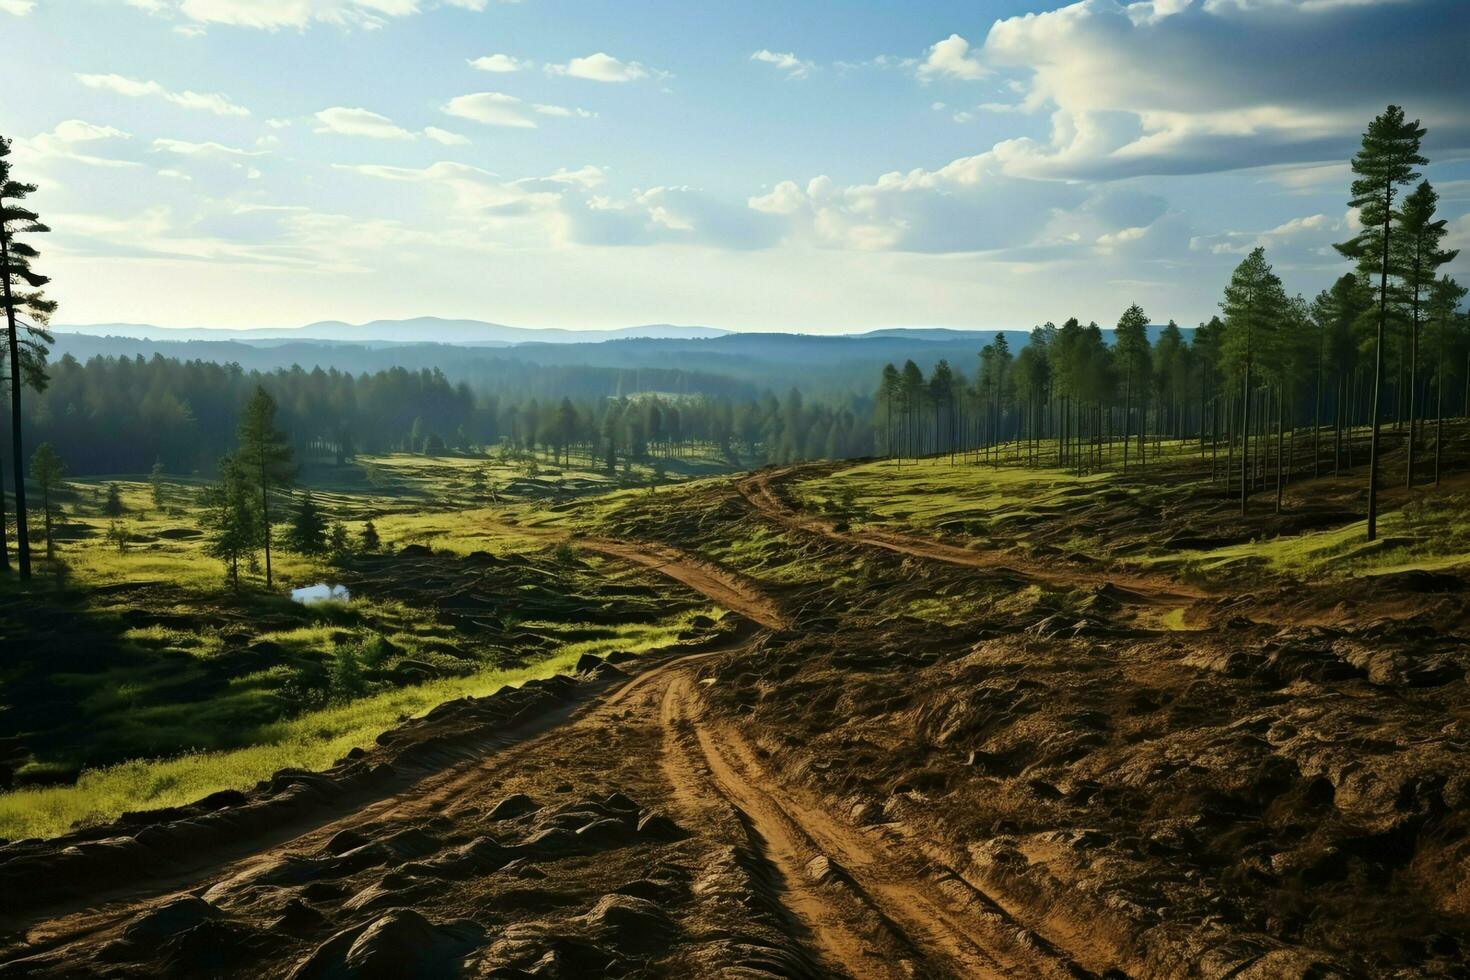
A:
[[1226, 394, 1236, 499], [1, 221, 32, 580], [1275, 387, 1284, 514], [0, 448, 8, 571], [1435, 327, 1445, 486], [1366, 184, 1392, 541], [1240, 370, 1251, 517], [1407, 260, 1422, 489], [1139, 398, 1146, 470], [260, 453, 273, 587]]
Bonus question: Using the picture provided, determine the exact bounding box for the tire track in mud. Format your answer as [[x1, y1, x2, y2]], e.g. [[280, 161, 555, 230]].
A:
[[657, 670, 1094, 979], [510, 528, 1091, 975], [508, 524, 789, 630], [737, 467, 1205, 607], [576, 537, 788, 630]]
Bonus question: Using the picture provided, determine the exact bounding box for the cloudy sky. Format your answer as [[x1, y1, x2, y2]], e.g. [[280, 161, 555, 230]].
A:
[[3, 0, 1468, 332]]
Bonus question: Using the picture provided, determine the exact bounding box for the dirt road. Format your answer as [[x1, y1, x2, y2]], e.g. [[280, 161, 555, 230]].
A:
[[577, 536, 788, 629], [736, 467, 1205, 606], [4, 642, 1098, 978]]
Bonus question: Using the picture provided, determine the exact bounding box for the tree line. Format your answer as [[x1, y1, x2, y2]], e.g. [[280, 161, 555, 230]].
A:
[[872, 108, 1468, 538], [15, 353, 880, 480]]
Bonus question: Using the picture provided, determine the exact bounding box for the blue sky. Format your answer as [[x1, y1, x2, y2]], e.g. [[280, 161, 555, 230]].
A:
[[3, 0, 1468, 332]]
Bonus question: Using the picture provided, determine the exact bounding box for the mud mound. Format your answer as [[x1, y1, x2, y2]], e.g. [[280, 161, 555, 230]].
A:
[[288, 909, 483, 980], [703, 609, 1470, 975]]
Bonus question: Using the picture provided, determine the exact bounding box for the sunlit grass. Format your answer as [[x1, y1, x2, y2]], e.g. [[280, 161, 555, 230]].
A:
[[795, 455, 1119, 535], [0, 607, 716, 840], [1129, 492, 1470, 582]]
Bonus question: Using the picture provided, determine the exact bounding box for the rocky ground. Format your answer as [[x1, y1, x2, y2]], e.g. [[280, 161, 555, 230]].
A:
[[1, 460, 1467, 978]]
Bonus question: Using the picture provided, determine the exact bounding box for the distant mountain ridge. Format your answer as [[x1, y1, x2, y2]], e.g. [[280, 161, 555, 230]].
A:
[[53, 317, 733, 346], [55, 317, 1196, 348]]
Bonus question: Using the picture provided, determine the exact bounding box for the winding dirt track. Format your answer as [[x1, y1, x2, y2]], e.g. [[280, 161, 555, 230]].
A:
[[577, 536, 788, 630], [737, 467, 1205, 606]]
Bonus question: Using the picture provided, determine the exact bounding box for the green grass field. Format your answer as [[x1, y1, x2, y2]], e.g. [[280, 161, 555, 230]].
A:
[[0, 451, 728, 840], [0, 608, 710, 840], [790, 446, 1470, 584]]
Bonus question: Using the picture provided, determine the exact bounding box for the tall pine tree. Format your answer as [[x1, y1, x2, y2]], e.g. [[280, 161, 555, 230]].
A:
[[237, 387, 295, 587], [1334, 106, 1426, 539], [1221, 247, 1287, 516], [203, 453, 260, 590], [0, 136, 58, 579], [1394, 180, 1459, 487], [1426, 277, 1467, 486], [1115, 304, 1151, 472]]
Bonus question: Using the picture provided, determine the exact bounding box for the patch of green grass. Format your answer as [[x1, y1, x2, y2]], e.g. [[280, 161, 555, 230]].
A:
[[0, 606, 717, 840], [1130, 492, 1470, 583], [796, 456, 1117, 538]]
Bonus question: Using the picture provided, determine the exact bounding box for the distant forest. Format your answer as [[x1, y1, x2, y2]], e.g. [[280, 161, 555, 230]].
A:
[[25, 353, 877, 475]]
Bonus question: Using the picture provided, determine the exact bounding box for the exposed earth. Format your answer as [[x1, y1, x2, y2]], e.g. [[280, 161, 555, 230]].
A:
[[1, 457, 1468, 978]]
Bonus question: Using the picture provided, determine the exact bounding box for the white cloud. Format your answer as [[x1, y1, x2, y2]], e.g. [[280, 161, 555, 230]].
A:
[[1190, 213, 1346, 263], [544, 165, 605, 188], [917, 34, 988, 81], [545, 52, 664, 83], [75, 72, 250, 116], [333, 160, 775, 250], [442, 92, 537, 128], [424, 126, 470, 145], [531, 103, 594, 119], [0, 0, 35, 14], [152, 137, 267, 156], [470, 53, 529, 72], [977, 0, 1469, 180], [750, 50, 816, 80], [746, 151, 1182, 257], [1443, 213, 1470, 257], [15, 120, 140, 169], [175, 0, 417, 30], [156, 0, 519, 29], [442, 93, 591, 129], [314, 106, 416, 139]]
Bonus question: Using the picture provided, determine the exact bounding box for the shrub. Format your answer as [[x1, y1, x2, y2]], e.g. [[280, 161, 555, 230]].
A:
[[331, 644, 366, 698]]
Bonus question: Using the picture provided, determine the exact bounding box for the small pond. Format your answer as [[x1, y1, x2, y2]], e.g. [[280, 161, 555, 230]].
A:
[[290, 582, 351, 604]]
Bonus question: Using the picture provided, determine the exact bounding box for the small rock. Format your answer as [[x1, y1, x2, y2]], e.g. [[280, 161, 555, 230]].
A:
[[487, 793, 542, 821], [580, 894, 675, 954], [324, 829, 370, 855], [602, 792, 639, 813], [287, 909, 482, 980], [270, 899, 327, 933], [805, 855, 836, 883], [635, 812, 684, 841], [121, 897, 220, 946]]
